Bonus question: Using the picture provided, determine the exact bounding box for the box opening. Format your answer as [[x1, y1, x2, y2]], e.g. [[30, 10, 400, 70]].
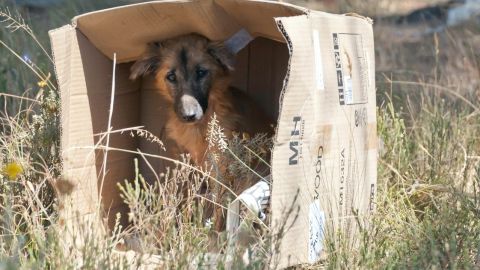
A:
[[80, 34, 289, 229], [56, 0, 304, 230]]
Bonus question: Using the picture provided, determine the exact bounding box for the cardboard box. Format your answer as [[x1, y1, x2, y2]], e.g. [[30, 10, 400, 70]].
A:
[[49, 0, 377, 268]]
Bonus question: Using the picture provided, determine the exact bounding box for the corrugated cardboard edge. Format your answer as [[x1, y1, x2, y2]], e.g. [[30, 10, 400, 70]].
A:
[[344, 12, 374, 24], [270, 15, 308, 268]]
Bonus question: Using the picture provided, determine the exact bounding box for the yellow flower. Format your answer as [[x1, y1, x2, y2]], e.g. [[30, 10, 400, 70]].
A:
[[37, 80, 47, 88], [3, 162, 23, 180], [37, 73, 51, 88]]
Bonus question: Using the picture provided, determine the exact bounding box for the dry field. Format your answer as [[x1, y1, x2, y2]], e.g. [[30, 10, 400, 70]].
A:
[[1, 0, 480, 269]]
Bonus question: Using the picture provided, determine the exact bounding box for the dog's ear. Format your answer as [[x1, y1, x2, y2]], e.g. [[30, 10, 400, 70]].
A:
[[207, 41, 235, 72], [129, 56, 159, 80], [129, 42, 162, 80]]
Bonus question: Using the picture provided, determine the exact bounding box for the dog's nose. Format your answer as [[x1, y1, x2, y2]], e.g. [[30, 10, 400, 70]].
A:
[[179, 95, 203, 122], [182, 114, 197, 122]]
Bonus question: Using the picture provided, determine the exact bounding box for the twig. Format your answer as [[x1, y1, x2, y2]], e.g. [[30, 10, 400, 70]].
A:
[[68, 145, 238, 199], [99, 53, 117, 204], [0, 8, 54, 64], [0, 40, 55, 91], [0, 93, 39, 103]]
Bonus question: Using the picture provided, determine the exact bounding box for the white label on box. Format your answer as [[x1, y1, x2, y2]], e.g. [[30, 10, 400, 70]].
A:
[[344, 75, 353, 105], [333, 33, 368, 105], [312, 29, 325, 91], [308, 199, 325, 263], [224, 28, 254, 54]]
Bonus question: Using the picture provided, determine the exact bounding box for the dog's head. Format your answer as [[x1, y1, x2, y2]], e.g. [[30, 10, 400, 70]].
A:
[[130, 34, 234, 123]]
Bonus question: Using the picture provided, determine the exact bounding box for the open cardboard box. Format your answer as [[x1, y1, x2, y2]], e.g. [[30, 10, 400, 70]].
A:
[[49, 0, 377, 268]]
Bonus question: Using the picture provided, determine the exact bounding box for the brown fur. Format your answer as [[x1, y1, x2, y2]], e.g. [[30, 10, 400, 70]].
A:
[[165, 81, 272, 165]]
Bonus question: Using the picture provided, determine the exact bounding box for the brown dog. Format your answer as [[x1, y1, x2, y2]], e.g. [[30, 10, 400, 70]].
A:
[[130, 34, 272, 230]]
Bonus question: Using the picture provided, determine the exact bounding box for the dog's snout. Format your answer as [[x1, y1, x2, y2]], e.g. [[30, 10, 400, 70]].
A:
[[178, 95, 204, 122]]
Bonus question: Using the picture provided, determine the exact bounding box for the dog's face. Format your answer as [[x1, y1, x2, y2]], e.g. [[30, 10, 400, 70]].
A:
[[130, 34, 234, 123]]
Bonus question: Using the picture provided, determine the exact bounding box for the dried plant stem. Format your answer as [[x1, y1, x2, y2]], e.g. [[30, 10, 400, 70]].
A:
[[0, 8, 54, 64], [0, 40, 56, 91]]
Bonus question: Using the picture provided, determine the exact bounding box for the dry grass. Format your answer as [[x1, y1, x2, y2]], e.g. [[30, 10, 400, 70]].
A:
[[1, 0, 480, 269]]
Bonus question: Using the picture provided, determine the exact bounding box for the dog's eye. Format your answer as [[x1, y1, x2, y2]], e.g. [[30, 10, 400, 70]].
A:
[[196, 68, 208, 79], [166, 72, 177, 83]]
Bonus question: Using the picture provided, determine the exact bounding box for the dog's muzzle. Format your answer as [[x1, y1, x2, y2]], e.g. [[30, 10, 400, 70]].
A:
[[179, 94, 204, 122]]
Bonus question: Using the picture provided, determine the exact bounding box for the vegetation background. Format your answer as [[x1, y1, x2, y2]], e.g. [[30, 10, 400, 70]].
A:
[[0, 0, 480, 269]]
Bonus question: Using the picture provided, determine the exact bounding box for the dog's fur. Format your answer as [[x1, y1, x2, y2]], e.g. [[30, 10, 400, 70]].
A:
[[130, 34, 272, 230], [130, 34, 272, 164]]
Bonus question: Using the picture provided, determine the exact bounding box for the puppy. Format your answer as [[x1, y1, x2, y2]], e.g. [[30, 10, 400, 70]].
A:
[[130, 34, 272, 230]]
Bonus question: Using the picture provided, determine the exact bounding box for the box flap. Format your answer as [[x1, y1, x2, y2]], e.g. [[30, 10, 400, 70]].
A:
[[49, 25, 100, 227], [271, 12, 376, 268], [49, 25, 141, 230], [69, 0, 306, 63]]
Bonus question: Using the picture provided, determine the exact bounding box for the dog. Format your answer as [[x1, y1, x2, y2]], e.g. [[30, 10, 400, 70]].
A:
[[130, 34, 272, 230]]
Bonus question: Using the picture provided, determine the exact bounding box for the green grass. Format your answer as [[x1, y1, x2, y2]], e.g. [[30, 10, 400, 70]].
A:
[[1, 0, 480, 269]]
